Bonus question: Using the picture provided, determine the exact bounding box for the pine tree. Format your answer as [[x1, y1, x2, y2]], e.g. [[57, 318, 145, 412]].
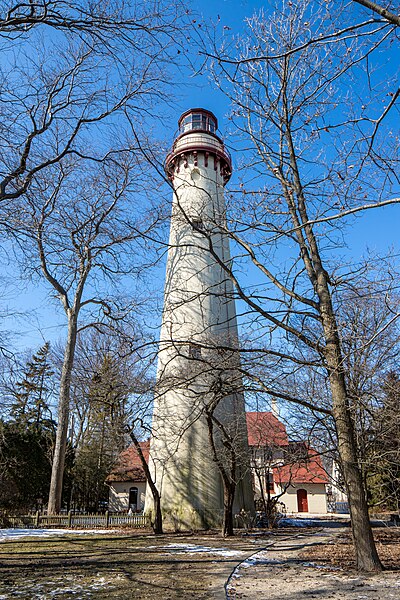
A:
[[0, 343, 57, 511], [0, 420, 54, 511], [11, 342, 55, 427], [71, 353, 129, 512], [369, 372, 400, 511]]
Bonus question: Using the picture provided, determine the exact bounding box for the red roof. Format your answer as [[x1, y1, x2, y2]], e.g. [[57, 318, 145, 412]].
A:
[[107, 415, 327, 488], [106, 441, 149, 483], [246, 412, 289, 447], [273, 450, 328, 484]]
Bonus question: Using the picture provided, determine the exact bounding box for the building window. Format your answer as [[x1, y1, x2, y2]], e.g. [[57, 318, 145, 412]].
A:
[[267, 472, 274, 492], [191, 217, 204, 231], [182, 115, 191, 132], [189, 344, 202, 359], [129, 487, 138, 512], [192, 114, 202, 129]]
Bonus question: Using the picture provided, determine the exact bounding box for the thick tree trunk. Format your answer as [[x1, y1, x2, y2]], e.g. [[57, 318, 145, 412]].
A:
[[319, 281, 382, 571], [48, 311, 78, 514], [144, 465, 163, 534], [330, 369, 382, 571], [152, 491, 163, 535], [283, 115, 383, 571]]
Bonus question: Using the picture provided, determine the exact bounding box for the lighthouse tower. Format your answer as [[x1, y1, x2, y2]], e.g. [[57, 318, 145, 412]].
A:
[[145, 109, 254, 529]]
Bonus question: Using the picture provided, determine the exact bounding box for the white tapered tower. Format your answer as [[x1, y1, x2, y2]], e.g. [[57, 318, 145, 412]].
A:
[[145, 109, 254, 529]]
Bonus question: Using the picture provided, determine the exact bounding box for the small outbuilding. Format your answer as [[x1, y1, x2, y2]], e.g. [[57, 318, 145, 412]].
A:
[[106, 441, 149, 513], [247, 412, 329, 514]]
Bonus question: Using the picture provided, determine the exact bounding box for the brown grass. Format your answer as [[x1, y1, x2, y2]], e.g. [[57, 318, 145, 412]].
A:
[[0, 530, 256, 599], [300, 527, 400, 570]]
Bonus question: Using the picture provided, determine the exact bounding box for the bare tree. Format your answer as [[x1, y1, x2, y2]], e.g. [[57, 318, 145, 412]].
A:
[[0, 0, 183, 204], [353, 0, 400, 26], [10, 154, 162, 513], [202, 366, 251, 537], [0, 0, 187, 519], [202, 0, 400, 571], [0, 0, 183, 38]]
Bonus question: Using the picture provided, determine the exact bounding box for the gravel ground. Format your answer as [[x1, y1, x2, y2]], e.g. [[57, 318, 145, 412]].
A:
[[226, 529, 400, 600]]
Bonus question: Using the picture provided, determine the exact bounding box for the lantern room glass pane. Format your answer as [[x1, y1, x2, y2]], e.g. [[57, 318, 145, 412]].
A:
[[182, 116, 192, 132]]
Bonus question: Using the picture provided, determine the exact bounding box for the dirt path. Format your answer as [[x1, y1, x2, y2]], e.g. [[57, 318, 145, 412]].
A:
[[226, 529, 400, 600]]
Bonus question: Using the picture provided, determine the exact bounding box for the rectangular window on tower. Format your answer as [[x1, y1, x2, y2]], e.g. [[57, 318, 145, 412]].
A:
[[191, 217, 205, 231], [188, 344, 202, 359]]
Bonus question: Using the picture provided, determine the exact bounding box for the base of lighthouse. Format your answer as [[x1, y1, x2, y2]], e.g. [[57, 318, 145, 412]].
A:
[[144, 403, 254, 531]]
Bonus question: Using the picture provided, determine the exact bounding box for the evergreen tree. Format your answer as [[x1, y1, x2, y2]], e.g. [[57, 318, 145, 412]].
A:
[[71, 353, 129, 512], [0, 420, 54, 511], [0, 343, 57, 511], [11, 342, 55, 427], [369, 372, 400, 511]]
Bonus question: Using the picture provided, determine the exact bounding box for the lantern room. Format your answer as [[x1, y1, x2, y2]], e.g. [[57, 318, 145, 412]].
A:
[[178, 108, 217, 135], [166, 108, 232, 184]]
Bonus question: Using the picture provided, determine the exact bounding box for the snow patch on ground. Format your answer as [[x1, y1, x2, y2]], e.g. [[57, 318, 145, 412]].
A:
[[302, 561, 342, 571], [240, 555, 281, 569], [226, 550, 282, 594], [0, 572, 128, 598], [280, 518, 316, 527], [147, 542, 243, 557], [0, 528, 118, 541]]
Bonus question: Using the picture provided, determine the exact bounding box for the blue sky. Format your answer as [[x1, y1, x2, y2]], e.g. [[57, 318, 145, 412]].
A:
[[3, 0, 399, 354]]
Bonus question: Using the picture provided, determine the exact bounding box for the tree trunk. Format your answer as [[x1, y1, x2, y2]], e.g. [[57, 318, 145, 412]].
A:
[[319, 283, 382, 571], [330, 368, 383, 571], [129, 430, 163, 534], [284, 115, 383, 571], [47, 312, 78, 514], [152, 490, 163, 535], [223, 484, 235, 537], [205, 412, 237, 536]]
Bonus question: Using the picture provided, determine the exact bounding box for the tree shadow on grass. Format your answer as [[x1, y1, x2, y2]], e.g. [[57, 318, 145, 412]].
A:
[[0, 535, 250, 599]]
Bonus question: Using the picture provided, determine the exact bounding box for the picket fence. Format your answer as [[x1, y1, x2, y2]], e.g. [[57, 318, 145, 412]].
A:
[[6, 511, 150, 529]]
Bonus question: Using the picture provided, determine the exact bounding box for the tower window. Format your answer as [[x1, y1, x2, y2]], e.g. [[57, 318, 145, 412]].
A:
[[189, 344, 202, 359], [192, 114, 202, 129], [191, 217, 205, 231]]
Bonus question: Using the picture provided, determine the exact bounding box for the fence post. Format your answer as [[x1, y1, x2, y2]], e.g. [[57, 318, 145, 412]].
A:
[[35, 511, 40, 528], [67, 511, 72, 528], [105, 510, 110, 528]]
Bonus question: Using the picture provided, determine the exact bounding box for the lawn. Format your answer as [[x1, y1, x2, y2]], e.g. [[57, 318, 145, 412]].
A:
[[300, 527, 400, 570], [2, 525, 398, 598], [0, 530, 260, 599]]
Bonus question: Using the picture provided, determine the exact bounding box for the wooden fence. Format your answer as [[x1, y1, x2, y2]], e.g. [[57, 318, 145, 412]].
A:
[[6, 512, 150, 529]]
